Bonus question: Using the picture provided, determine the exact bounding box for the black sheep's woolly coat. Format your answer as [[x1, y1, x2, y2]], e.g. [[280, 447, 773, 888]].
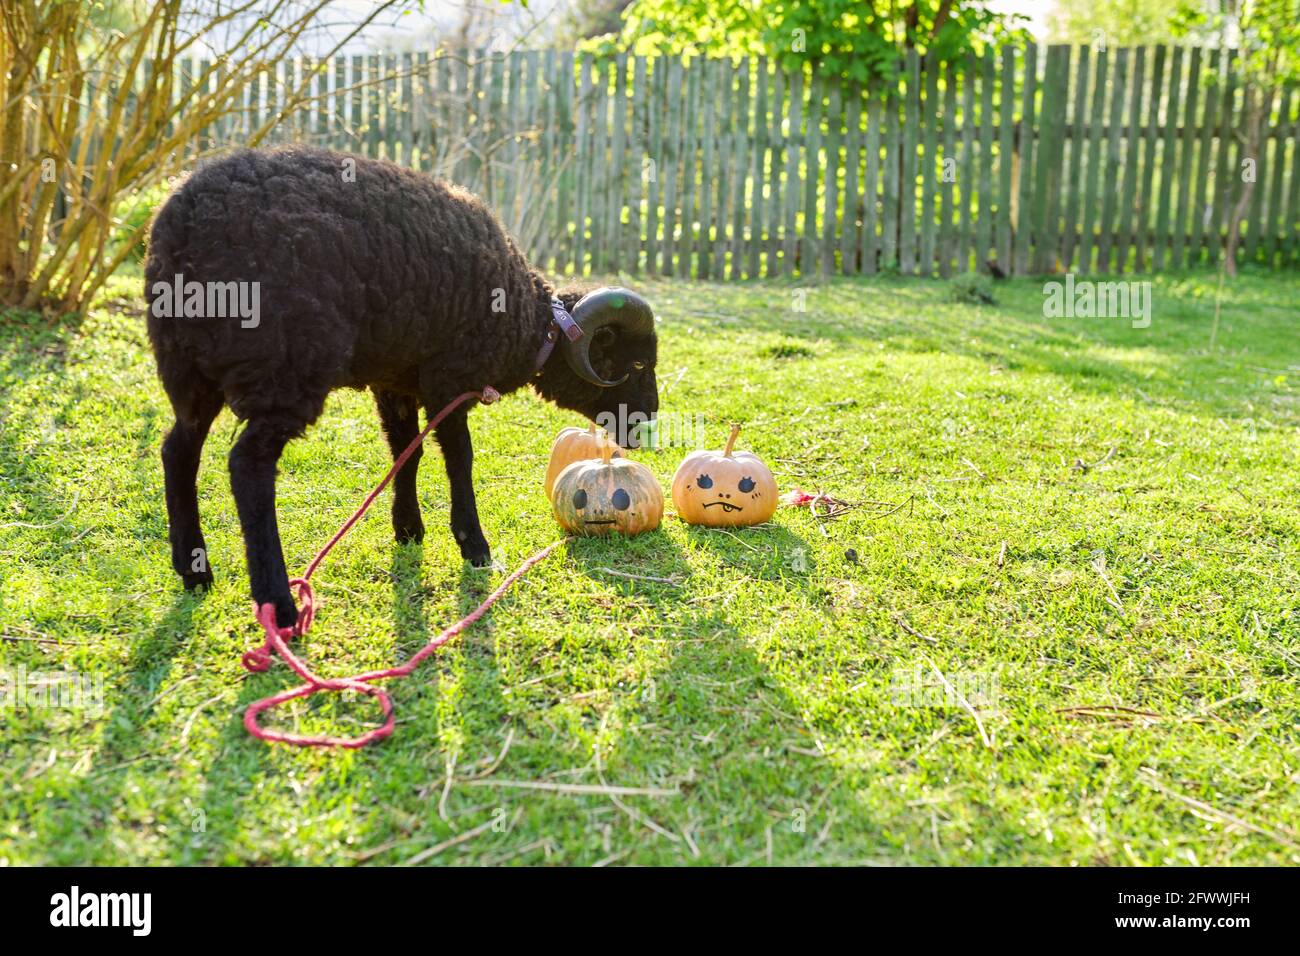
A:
[[146, 146, 556, 426]]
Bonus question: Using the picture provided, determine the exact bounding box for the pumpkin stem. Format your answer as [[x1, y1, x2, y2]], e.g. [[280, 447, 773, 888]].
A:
[[723, 423, 741, 457], [599, 430, 614, 465], [586, 422, 596, 436]]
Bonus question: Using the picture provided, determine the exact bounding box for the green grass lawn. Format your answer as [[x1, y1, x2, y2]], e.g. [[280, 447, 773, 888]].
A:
[[1, 269, 1297, 865]]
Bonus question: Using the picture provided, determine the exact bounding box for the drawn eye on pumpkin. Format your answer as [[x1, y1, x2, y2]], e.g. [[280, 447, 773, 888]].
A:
[[572, 488, 588, 509], [738, 476, 756, 493], [612, 488, 631, 510], [696, 473, 713, 489]]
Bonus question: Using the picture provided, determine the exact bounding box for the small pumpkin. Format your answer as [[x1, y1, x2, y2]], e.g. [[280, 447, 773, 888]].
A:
[[551, 434, 663, 536], [671, 424, 778, 527], [544, 423, 622, 498]]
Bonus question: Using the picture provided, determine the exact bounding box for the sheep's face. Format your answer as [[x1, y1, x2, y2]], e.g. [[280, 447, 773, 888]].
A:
[[537, 290, 659, 449]]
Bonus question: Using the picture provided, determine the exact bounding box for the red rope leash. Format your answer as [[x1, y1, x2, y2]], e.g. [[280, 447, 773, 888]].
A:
[[239, 385, 567, 749]]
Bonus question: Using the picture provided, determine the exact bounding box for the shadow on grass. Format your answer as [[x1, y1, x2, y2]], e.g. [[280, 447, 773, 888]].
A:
[[679, 521, 819, 589], [40, 591, 237, 863], [563, 527, 693, 587], [513, 527, 863, 863], [0, 310, 90, 547], [388, 538, 517, 752], [586, 602, 860, 863], [177, 543, 470, 864]]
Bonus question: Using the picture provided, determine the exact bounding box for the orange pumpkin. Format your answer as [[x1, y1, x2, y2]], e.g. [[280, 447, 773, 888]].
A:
[[671, 424, 778, 527], [551, 435, 663, 536], [544, 423, 622, 498]]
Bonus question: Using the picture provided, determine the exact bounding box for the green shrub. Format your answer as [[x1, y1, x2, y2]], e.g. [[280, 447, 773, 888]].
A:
[[112, 182, 172, 262], [948, 271, 996, 305]]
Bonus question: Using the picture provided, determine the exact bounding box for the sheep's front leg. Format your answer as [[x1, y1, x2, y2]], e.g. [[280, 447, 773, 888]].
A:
[[434, 406, 490, 566], [374, 388, 424, 543], [228, 418, 299, 629]]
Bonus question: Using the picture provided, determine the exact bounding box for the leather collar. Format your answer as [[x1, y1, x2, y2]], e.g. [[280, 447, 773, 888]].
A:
[[534, 297, 583, 371]]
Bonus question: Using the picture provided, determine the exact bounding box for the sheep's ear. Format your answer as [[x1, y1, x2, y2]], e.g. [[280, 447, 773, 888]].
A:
[[588, 327, 620, 380], [555, 286, 589, 314]]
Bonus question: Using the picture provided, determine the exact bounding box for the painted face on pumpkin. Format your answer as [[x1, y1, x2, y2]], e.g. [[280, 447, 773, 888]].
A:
[[569, 484, 636, 528], [689, 472, 763, 514], [550, 443, 664, 537], [670, 425, 779, 528]]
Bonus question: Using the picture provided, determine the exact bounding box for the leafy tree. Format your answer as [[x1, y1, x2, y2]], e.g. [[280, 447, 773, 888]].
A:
[[551, 0, 635, 43], [1046, 0, 1186, 47], [615, 0, 1029, 81], [0, 1, 418, 314]]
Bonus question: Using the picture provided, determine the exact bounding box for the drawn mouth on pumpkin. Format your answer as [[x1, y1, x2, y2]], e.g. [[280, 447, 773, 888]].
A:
[[582, 518, 616, 526], [703, 502, 742, 512]]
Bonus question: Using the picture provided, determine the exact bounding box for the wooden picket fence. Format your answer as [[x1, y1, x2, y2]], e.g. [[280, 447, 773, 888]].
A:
[[184, 45, 1300, 278]]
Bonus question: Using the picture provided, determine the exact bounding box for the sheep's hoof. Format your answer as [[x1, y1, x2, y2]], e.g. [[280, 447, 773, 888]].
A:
[[270, 597, 299, 630], [460, 538, 491, 567], [394, 521, 425, 545], [182, 568, 214, 592]]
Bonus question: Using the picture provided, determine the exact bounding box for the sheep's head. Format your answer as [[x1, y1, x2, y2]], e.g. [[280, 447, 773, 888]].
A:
[[536, 287, 658, 449]]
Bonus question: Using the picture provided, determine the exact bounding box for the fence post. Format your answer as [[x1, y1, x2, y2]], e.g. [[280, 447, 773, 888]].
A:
[[1210, 49, 1242, 268], [976, 50, 996, 274], [1034, 45, 1068, 274], [749, 57, 769, 278], [841, 78, 862, 276], [1114, 45, 1146, 273], [882, 68, 900, 272], [611, 53, 630, 274], [660, 57, 682, 276], [918, 62, 938, 276], [643, 55, 661, 277], [783, 69, 804, 274], [1152, 46, 1180, 271], [730, 58, 751, 280], [1135, 44, 1166, 271], [959, 53, 977, 274], [899, 50, 919, 275], [1013, 44, 1038, 275], [822, 76, 843, 276], [1260, 83, 1290, 265], [764, 64, 784, 276], [1097, 48, 1125, 272], [995, 46, 1016, 272], [696, 58, 717, 279], [801, 73, 823, 276]]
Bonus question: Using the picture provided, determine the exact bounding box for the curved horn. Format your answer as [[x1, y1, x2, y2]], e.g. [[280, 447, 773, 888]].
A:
[[560, 288, 655, 387]]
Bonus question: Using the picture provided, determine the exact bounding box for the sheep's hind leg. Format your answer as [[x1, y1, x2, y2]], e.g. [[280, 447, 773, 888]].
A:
[[433, 405, 491, 567], [161, 386, 224, 591], [228, 416, 304, 629], [373, 388, 424, 544]]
